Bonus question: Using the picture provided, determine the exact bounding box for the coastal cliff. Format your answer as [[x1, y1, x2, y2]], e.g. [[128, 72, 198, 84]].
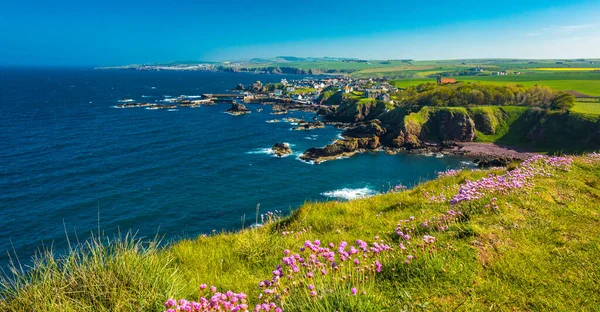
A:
[[302, 104, 599, 163]]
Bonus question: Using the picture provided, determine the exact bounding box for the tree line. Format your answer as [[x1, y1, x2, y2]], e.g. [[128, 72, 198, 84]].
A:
[[393, 82, 575, 111]]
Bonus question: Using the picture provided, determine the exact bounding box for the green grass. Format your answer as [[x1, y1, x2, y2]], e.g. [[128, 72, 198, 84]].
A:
[[288, 87, 316, 94], [392, 72, 600, 96], [468, 106, 531, 144], [2, 157, 600, 311], [572, 101, 600, 115]]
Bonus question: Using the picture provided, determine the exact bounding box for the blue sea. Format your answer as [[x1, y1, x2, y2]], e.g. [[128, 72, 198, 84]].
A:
[[0, 68, 474, 268]]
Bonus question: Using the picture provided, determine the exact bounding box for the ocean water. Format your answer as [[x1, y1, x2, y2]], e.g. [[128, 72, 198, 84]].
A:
[[0, 68, 474, 268]]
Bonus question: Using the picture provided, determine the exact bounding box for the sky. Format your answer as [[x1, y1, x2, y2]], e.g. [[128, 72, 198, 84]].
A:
[[0, 0, 599, 66]]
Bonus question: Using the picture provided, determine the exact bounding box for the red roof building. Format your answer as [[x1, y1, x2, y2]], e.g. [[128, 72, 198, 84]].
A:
[[437, 76, 456, 84]]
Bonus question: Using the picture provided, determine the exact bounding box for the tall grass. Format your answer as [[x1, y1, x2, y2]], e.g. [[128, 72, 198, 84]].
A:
[[0, 232, 181, 311]]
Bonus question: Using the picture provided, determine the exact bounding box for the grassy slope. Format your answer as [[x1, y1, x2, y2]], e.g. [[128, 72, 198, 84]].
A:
[[468, 106, 533, 144], [2, 157, 600, 311]]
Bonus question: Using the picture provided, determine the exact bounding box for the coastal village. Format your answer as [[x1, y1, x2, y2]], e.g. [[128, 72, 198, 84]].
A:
[[114, 76, 401, 110], [238, 77, 400, 105]]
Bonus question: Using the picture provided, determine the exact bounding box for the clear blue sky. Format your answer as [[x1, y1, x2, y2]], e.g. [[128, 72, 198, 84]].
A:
[[1, 0, 599, 66]]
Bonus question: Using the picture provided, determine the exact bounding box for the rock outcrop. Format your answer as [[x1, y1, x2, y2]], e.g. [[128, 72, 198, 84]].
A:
[[270, 104, 288, 115], [226, 102, 251, 115], [292, 121, 325, 131], [300, 139, 360, 164], [381, 108, 476, 149], [272, 142, 292, 157]]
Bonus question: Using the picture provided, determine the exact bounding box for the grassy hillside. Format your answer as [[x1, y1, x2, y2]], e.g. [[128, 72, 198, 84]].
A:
[[469, 106, 536, 144], [2, 155, 600, 311]]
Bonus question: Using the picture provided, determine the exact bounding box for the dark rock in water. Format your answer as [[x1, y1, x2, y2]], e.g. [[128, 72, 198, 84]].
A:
[[226, 102, 251, 115], [300, 139, 361, 164], [283, 118, 307, 124], [270, 104, 288, 115], [272, 104, 286, 112], [234, 83, 245, 91], [475, 157, 512, 168], [272, 142, 292, 157], [292, 121, 325, 131]]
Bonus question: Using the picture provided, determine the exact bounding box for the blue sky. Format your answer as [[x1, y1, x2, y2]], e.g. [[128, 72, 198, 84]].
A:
[[0, 0, 599, 66]]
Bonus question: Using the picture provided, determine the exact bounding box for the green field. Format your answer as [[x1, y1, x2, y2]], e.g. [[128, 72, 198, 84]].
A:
[[572, 101, 600, 115], [391, 72, 600, 96], [3, 156, 600, 311]]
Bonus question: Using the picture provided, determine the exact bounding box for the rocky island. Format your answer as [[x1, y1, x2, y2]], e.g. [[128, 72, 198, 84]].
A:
[[226, 102, 251, 115], [271, 142, 292, 157]]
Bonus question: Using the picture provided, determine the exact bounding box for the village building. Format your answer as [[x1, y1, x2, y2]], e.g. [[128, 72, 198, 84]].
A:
[[377, 93, 391, 102], [436, 76, 456, 84]]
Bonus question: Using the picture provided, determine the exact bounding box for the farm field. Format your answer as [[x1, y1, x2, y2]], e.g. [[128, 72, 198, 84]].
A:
[[392, 72, 600, 96], [571, 101, 600, 115]]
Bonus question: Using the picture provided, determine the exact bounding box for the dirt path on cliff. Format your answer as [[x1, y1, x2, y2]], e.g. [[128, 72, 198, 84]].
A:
[[452, 142, 540, 159]]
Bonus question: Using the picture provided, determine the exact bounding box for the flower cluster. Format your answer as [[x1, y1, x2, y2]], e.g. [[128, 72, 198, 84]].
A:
[[281, 226, 311, 238], [419, 209, 463, 231], [258, 238, 393, 305], [588, 152, 600, 159], [261, 210, 283, 224], [392, 184, 407, 192], [437, 169, 461, 178], [423, 191, 447, 203], [164, 287, 251, 312], [484, 197, 499, 210], [450, 155, 572, 205]]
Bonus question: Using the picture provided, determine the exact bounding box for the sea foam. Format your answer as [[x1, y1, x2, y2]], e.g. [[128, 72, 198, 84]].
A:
[[321, 187, 377, 200]]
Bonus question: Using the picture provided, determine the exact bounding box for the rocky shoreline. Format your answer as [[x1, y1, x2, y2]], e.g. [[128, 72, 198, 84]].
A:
[[294, 118, 538, 166], [249, 100, 540, 166]]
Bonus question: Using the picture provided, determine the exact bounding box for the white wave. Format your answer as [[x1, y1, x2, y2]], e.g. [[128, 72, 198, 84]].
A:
[[321, 187, 377, 200], [336, 133, 344, 140], [141, 95, 153, 98], [435, 154, 444, 158], [117, 99, 134, 103], [246, 148, 275, 155], [246, 146, 294, 157], [266, 119, 280, 123], [304, 136, 317, 140], [296, 155, 316, 165], [182, 95, 203, 99], [167, 109, 179, 112]]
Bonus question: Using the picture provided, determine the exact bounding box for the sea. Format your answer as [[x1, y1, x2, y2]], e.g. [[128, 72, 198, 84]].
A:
[[0, 68, 475, 268]]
